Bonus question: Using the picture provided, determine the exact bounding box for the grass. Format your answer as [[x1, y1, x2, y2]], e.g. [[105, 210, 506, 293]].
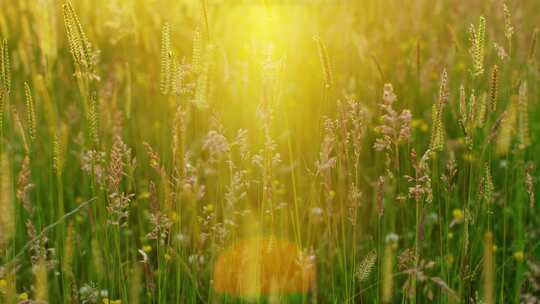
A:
[[0, 0, 539, 303]]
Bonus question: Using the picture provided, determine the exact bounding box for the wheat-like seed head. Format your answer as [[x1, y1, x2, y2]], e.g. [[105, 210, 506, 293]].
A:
[[496, 95, 518, 155], [314, 35, 332, 89], [483, 163, 494, 204], [53, 123, 68, 176], [16, 155, 33, 215], [159, 22, 171, 95], [0, 39, 10, 135], [490, 65, 498, 113], [468, 90, 476, 127], [63, 1, 93, 73], [24, 82, 36, 143], [469, 16, 486, 77], [476, 92, 487, 128], [192, 27, 202, 75], [357, 250, 377, 282], [1, 38, 11, 94], [429, 69, 447, 152], [194, 45, 213, 107], [503, 3, 513, 41], [459, 84, 467, 125], [107, 134, 128, 192]]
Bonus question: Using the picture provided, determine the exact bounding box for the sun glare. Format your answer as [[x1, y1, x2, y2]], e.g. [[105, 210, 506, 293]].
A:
[[0, 0, 538, 303]]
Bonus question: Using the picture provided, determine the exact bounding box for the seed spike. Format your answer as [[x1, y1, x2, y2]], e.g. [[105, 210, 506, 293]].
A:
[[489, 65, 498, 113], [24, 82, 36, 143], [470, 16, 486, 77], [430, 69, 447, 152], [63, 1, 93, 73], [314, 35, 332, 89], [160, 22, 171, 95]]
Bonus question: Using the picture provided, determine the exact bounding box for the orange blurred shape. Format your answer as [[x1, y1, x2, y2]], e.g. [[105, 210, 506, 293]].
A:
[[212, 236, 316, 298]]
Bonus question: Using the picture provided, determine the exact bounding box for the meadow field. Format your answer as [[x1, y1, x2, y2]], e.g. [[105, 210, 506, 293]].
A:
[[0, 0, 539, 303]]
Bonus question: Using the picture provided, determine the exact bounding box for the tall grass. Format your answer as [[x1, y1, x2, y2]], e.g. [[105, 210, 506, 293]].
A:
[[0, 0, 539, 303]]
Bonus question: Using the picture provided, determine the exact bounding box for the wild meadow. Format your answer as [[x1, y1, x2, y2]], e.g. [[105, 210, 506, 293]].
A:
[[0, 0, 539, 303]]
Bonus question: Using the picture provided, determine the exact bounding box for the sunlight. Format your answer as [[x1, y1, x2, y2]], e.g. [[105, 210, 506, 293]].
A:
[[0, 0, 538, 303]]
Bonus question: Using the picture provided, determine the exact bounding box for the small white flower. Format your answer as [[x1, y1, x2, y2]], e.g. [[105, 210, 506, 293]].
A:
[[175, 233, 188, 243], [311, 207, 323, 215], [385, 233, 399, 244]]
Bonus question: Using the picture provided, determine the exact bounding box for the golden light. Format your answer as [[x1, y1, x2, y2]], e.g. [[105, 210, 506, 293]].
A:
[[213, 236, 316, 300]]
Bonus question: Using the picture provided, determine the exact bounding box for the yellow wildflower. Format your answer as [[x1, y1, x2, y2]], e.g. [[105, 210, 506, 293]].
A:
[[143, 245, 152, 253], [513, 251, 524, 262], [463, 153, 475, 162], [452, 209, 464, 222], [445, 255, 454, 266], [0, 279, 7, 292], [138, 191, 150, 199], [412, 119, 429, 132], [18, 292, 29, 300], [328, 190, 336, 199], [170, 211, 179, 223], [419, 122, 429, 132], [456, 61, 466, 71]]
